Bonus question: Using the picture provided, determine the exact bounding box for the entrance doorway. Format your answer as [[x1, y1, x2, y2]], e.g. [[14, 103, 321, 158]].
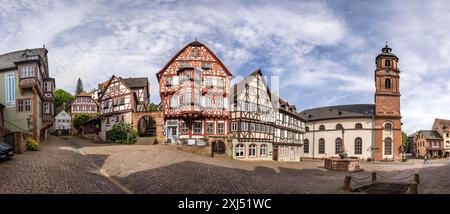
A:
[[138, 116, 156, 137], [212, 140, 225, 155], [167, 126, 178, 143], [273, 146, 278, 161]]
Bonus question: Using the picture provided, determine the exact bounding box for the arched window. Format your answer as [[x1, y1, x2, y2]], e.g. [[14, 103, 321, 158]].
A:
[[249, 144, 257, 157], [319, 138, 325, 154], [335, 138, 343, 154], [235, 144, 244, 158], [355, 137, 362, 155], [260, 144, 267, 156], [385, 78, 392, 89], [384, 137, 392, 155], [305, 126, 309, 132], [319, 125, 325, 131], [355, 123, 363, 129], [384, 123, 393, 130], [385, 59, 391, 67], [336, 124, 343, 130], [304, 139, 309, 153]]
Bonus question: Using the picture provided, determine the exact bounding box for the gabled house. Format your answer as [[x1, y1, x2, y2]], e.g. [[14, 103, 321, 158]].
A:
[[156, 40, 232, 150], [98, 75, 150, 141], [413, 130, 443, 158], [230, 69, 277, 160], [0, 47, 55, 142], [432, 118, 450, 157], [273, 97, 305, 161], [54, 110, 71, 135], [70, 91, 98, 115]]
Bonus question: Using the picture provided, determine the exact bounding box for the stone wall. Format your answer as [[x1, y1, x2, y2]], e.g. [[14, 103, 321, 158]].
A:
[[177, 144, 212, 156], [131, 111, 164, 138]]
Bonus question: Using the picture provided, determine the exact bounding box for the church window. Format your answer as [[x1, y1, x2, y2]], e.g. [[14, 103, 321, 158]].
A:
[[319, 125, 325, 131], [384, 137, 392, 155], [385, 78, 392, 89], [335, 138, 343, 154], [319, 138, 325, 154], [385, 59, 391, 67], [384, 123, 393, 130], [355, 138, 362, 155]]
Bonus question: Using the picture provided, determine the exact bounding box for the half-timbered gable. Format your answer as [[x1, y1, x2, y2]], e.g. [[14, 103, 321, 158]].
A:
[[100, 76, 134, 116], [157, 40, 232, 150], [230, 69, 276, 161], [98, 75, 150, 142], [70, 91, 98, 115]]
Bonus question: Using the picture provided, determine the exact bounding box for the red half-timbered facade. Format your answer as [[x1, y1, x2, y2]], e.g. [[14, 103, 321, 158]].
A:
[[157, 40, 232, 149]]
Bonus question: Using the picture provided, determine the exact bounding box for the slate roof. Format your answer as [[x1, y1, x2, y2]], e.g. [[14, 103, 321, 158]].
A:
[[0, 48, 47, 70], [300, 104, 375, 121], [418, 130, 443, 140], [122, 77, 148, 88]]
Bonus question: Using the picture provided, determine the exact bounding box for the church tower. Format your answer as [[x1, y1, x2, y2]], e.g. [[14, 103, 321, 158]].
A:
[[374, 44, 402, 161]]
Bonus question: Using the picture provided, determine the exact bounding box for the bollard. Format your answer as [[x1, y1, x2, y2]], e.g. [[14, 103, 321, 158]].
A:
[[414, 173, 420, 184], [372, 172, 377, 183], [343, 176, 352, 191], [409, 182, 418, 194]]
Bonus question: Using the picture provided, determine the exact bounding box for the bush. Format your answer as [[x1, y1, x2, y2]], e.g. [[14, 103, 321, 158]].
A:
[[73, 114, 91, 130], [108, 122, 138, 144], [26, 138, 39, 151]]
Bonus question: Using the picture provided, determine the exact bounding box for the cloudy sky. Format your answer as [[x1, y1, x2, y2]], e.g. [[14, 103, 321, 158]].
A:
[[1, 0, 449, 133]]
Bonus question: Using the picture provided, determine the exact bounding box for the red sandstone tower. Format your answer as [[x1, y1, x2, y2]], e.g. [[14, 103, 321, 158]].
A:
[[374, 44, 402, 161]]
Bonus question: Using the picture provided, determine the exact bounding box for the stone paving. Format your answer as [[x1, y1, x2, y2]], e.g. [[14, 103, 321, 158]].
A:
[[0, 136, 124, 194], [1, 135, 450, 194]]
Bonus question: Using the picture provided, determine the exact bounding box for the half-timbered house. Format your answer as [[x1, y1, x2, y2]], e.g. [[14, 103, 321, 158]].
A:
[[98, 75, 150, 141], [70, 91, 98, 115], [156, 40, 232, 153], [273, 98, 305, 162], [230, 69, 276, 160]]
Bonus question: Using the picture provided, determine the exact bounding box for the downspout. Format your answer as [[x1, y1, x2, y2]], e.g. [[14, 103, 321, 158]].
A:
[[312, 121, 315, 160]]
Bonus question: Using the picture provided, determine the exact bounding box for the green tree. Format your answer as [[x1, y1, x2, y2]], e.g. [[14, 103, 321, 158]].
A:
[[75, 78, 84, 95], [148, 103, 159, 112], [73, 114, 91, 130], [402, 131, 409, 152], [54, 89, 75, 110]]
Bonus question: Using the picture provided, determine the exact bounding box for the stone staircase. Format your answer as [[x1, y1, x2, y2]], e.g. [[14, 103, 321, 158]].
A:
[[135, 136, 157, 145]]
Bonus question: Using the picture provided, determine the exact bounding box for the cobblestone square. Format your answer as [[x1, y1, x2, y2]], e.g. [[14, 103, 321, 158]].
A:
[[1, 136, 449, 194]]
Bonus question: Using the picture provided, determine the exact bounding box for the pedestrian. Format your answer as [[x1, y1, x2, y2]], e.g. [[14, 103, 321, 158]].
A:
[[423, 154, 428, 164]]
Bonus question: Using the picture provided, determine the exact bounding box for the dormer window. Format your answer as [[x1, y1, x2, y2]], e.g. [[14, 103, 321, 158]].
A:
[[20, 65, 35, 78], [319, 125, 325, 131]]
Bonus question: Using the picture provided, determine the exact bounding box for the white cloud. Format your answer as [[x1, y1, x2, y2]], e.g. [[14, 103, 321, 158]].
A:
[[1, 0, 449, 134]]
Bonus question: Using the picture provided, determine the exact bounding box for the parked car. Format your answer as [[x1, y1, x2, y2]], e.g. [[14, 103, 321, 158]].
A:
[[0, 142, 14, 159]]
